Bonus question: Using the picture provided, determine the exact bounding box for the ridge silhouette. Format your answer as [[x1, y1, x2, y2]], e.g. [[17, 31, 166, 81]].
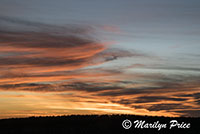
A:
[[0, 114, 199, 134]]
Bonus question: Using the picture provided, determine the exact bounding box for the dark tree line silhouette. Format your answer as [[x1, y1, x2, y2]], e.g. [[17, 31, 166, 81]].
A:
[[0, 114, 199, 134]]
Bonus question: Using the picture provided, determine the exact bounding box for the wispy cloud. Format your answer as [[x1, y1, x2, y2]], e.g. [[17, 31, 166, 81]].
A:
[[0, 17, 200, 118], [0, 17, 139, 83]]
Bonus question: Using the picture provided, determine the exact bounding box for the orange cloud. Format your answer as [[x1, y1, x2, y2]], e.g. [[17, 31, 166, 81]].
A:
[[0, 17, 200, 118]]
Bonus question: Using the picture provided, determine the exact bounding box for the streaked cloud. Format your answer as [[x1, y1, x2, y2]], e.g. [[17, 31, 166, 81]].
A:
[[0, 16, 200, 118]]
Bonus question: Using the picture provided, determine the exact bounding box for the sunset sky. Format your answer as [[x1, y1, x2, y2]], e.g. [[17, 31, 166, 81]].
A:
[[0, 0, 200, 119]]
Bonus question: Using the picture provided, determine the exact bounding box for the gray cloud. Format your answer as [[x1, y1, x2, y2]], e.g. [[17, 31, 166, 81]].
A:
[[174, 110, 200, 117], [97, 75, 200, 97], [177, 92, 200, 105], [61, 82, 123, 92], [146, 103, 192, 111], [134, 96, 187, 103], [150, 66, 200, 72]]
